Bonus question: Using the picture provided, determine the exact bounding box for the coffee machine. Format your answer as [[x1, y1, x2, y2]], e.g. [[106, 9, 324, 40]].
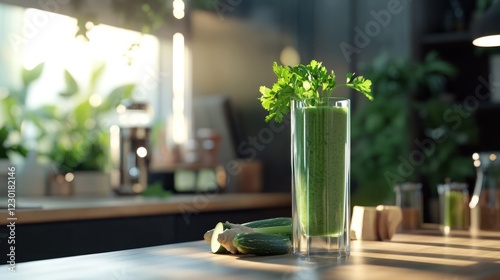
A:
[[110, 102, 152, 194]]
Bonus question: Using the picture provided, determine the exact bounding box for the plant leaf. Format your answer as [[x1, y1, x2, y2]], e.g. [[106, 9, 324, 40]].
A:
[[74, 100, 92, 129], [259, 61, 372, 123], [346, 72, 354, 83], [98, 84, 135, 113], [90, 62, 106, 93], [60, 70, 79, 98], [22, 63, 44, 87]]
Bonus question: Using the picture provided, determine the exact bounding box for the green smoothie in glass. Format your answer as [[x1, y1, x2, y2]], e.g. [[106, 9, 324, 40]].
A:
[[259, 60, 372, 256], [444, 190, 465, 228], [293, 104, 348, 236]]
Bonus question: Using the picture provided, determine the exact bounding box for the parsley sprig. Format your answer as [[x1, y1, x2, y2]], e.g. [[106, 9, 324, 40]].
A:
[[259, 60, 373, 123]]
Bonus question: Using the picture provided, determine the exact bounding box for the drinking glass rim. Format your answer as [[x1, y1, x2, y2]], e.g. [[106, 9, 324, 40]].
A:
[[291, 97, 350, 107]]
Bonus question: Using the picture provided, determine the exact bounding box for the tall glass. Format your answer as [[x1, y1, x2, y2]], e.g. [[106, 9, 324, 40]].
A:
[[291, 97, 350, 258]]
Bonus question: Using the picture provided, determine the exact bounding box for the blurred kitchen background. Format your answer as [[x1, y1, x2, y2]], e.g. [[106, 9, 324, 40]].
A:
[[1, 0, 500, 225]]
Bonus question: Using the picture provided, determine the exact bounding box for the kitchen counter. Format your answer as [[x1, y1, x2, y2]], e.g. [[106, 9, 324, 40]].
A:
[[2, 229, 500, 280], [0, 192, 291, 225], [0, 193, 292, 263]]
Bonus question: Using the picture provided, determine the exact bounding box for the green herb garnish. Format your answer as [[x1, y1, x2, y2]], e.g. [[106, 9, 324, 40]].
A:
[[259, 60, 373, 123]]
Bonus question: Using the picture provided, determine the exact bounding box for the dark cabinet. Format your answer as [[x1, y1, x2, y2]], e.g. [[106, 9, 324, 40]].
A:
[[416, 1, 500, 153], [0, 207, 291, 263]]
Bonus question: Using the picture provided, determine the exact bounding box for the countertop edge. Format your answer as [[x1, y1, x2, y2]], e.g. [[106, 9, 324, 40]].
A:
[[0, 193, 291, 225]]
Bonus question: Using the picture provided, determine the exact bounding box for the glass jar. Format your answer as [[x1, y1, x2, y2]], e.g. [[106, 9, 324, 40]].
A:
[[438, 182, 469, 235], [394, 183, 423, 230]]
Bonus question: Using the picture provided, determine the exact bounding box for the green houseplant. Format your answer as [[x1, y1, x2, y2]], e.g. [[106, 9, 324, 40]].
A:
[[351, 52, 477, 206], [45, 62, 135, 195], [0, 63, 61, 196], [0, 63, 57, 160]]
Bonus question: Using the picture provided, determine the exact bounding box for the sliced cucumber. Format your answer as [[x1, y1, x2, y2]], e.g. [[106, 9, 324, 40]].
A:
[[242, 217, 292, 228], [204, 217, 292, 243], [208, 217, 293, 254], [211, 222, 230, 254], [232, 232, 291, 256]]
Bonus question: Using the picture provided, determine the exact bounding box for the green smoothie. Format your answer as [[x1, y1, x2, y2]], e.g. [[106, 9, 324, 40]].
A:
[[293, 105, 348, 237], [444, 191, 465, 229]]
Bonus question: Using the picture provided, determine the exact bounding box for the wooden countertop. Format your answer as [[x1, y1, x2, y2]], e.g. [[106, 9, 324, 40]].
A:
[[2, 229, 500, 279], [0, 193, 291, 225]]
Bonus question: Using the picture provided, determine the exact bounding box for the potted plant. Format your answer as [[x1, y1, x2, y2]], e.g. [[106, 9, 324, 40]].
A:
[[0, 63, 57, 196], [351, 52, 477, 209], [0, 126, 27, 197], [0, 63, 48, 159], [45, 62, 135, 196]]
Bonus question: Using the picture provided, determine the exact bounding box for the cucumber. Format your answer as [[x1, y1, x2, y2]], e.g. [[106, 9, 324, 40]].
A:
[[242, 217, 292, 228], [232, 232, 291, 256], [211, 222, 230, 253], [209, 217, 292, 254], [205, 217, 292, 243]]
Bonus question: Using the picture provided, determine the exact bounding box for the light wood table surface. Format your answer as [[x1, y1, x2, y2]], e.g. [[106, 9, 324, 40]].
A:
[[1, 229, 499, 280]]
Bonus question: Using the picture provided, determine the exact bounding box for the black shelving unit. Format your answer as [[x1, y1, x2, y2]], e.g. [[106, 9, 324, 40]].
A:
[[416, 0, 499, 153], [421, 32, 490, 102], [413, 1, 500, 223]]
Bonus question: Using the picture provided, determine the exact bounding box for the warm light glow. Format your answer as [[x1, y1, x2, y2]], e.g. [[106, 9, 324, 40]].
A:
[[65, 172, 75, 182], [173, 33, 184, 97], [137, 146, 148, 158], [110, 125, 120, 167], [474, 160, 481, 167], [173, 0, 185, 19], [20, 8, 159, 110], [473, 35, 500, 47], [172, 32, 187, 144], [173, 10, 185, 19], [89, 94, 102, 107], [472, 153, 479, 160], [110, 125, 120, 134], [469, 195, 479, 208], [490, 153, 497, 161], [116, 104, 126, 113], [216, 166, 227, 189], [132, 183, 143, 193], [85, 21, 94, 30], [351, 251, 476, 267], [280, 46, 300, 66], [443, 225, 451, 235]]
